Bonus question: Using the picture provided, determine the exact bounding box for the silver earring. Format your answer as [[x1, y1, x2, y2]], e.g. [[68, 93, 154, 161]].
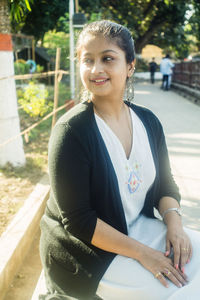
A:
[[124, 75, 134, 102], [81, 88, 92, 103]]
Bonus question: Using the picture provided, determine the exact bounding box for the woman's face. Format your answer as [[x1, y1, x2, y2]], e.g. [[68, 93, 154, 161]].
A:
[[79, 34, 134, 100]]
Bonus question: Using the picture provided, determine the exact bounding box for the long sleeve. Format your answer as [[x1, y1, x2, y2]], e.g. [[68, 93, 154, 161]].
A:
[[48, 122, 97, 242], [156, 125, 181, 205]]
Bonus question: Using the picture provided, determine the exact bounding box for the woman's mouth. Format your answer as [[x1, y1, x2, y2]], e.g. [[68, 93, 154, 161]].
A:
[[90, 78, 109, 85]]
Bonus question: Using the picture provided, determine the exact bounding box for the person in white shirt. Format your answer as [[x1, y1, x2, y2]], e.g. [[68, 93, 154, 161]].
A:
[[160, 54, 174, 90]]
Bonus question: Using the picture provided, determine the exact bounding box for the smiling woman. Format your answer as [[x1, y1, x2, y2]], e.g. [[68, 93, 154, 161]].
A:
[[39, 20, 200, 300], [79, 38, 133, 100]]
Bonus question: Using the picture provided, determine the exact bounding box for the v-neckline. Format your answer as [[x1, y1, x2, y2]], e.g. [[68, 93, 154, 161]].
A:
[[95, 107, 134, 161]]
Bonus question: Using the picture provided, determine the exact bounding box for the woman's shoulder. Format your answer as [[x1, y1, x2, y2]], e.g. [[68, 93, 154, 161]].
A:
[[49, 101, 93, 155], [127, 102, 164, 139], [127, 102, 160, 123], [56, 100, 92, 128]]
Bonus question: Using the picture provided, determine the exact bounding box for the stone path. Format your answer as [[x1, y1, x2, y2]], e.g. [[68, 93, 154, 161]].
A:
[[134, 82, 200, 231]]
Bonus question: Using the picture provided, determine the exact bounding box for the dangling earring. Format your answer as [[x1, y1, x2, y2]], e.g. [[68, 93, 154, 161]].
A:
[[80, 87, 92, 103], [124, 74, 135, 102]]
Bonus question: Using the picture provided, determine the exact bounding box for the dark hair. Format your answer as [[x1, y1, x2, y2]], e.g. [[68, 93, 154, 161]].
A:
[[76, 20, 135, 64]]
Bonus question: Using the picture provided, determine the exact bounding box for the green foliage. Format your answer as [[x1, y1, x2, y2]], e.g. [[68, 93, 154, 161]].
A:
[[78, 0, 200, 58], [18, 81, 49, 117], [188, 1, 200, 51], [136, 58, 149, 72], [43, 31, 70, 70], [10, 0, 33, 22], [14, 60, 30, 74], [56, 13, 69, 33], [19, 0, 67, 40]]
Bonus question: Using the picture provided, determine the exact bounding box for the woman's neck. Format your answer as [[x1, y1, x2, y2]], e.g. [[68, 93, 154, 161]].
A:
[[92, 95, 125, 121]]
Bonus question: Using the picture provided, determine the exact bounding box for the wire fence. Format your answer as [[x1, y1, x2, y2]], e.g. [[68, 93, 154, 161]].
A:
[[0, 48, 80, 152], [0, 100, 74, 149]]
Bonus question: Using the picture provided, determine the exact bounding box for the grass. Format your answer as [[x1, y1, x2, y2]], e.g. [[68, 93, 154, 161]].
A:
[[0, 81, 71, 236]]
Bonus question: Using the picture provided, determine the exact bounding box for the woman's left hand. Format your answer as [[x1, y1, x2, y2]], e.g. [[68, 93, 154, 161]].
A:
[[165, 226, 192, 273]]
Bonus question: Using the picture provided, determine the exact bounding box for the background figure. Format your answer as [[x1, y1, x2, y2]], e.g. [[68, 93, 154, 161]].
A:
[[168, 67, 173, 89], [149, 57, 157, 84], [160, 54, 174, 91]]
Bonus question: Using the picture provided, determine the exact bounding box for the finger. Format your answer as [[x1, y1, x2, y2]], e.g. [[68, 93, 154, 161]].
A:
[[164, 268, 184, 288], [170, 267, 188, 285], [173, 245, 181, 270], [180, 246, 189, 271], [187, 245, 193, 263], [155, 272, 169, 288], [165, 239, 171, 256], [177, 267, 189, 282]]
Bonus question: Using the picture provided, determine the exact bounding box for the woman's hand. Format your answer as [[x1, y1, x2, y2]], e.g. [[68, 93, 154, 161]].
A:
[[138, 246, 188, 288], [165, 226, 192, 273]]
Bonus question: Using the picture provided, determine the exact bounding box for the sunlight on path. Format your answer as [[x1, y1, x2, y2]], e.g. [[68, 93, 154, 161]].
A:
[[134, 82, 200, 231]]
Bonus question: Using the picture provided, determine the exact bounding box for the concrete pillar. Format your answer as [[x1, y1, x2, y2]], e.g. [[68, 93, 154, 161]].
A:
[[0, 33, 25, 167]]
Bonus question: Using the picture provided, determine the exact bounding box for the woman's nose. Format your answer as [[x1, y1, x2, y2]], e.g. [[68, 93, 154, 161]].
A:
[[91, 60, 103, 74]]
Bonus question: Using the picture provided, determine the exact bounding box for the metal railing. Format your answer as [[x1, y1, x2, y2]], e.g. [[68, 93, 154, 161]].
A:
[[172, 60, 200, 91]]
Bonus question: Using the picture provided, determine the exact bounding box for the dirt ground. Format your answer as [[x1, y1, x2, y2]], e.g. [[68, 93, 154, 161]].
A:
[[0, 133, 49, 236], [4, 230, 42, 300]]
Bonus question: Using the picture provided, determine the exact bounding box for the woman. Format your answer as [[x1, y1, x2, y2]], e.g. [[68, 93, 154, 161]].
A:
[[40, 20, 200, 300]]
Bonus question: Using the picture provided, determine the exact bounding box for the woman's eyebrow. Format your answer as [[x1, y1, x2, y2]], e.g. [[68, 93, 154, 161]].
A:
[[82, 49, 118, 56], [102, 50, 118, 54]]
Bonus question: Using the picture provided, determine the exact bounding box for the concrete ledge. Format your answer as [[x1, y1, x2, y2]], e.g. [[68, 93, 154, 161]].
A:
[[171, 82, 200, 106], [0, 174, 50, 299]]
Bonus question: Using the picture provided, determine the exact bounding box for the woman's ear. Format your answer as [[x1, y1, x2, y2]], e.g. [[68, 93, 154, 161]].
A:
[[127, 60, 136, 78]]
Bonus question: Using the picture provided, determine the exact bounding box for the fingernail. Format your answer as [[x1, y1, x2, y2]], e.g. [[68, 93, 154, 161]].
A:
[[175, 264, 179, 270], [165, 251, 170, 256], [179, 283, 182, 288], [181, 267, 185, 273], [187, 259, 190, 264]]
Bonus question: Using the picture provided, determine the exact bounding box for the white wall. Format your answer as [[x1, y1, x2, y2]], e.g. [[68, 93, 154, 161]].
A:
[[0, 51, 25, 167]]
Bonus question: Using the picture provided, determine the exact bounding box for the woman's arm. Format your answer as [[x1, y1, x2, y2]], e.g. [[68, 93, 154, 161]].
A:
[[91, 218, 144, 260], [158, 196, 192, 272], [91, 218, 187, 288], [155, 122, 192, 272]]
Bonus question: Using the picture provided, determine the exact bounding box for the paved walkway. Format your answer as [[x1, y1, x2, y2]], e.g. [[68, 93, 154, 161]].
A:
[[134, 82, 200, 231]]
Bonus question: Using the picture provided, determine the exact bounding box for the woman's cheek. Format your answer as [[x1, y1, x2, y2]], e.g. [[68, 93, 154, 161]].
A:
[[80, 66, 89, 86]]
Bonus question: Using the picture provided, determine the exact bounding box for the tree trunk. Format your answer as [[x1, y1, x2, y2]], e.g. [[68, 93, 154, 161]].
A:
[[0, 0, 25, 167]]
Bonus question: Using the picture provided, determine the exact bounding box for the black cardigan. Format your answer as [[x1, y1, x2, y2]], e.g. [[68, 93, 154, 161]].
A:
[[40, 100, 180, 299]]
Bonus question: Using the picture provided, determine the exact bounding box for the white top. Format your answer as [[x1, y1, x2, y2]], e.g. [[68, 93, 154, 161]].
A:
[[95, 107, 200, 300], [95, 107, 156, 231], [160, 58, 174, 75]]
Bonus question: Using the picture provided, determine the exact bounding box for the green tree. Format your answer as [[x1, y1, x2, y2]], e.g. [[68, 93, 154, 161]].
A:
[[188, 1, 200, 51], [10, 0, 33, 22], [79, 0, 189, 55], [19, 0, 67, 41]]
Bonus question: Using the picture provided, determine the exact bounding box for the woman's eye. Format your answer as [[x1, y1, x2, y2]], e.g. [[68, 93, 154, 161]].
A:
[[83, 58, 93, 64], [103, 56, 114, 62]]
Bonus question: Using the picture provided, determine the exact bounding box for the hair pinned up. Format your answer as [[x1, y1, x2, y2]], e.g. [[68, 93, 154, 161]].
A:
[[76, 20, 135, 64]]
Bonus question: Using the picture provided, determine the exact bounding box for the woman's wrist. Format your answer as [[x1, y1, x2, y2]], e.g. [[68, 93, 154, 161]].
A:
[[164, 211, 183, 229]]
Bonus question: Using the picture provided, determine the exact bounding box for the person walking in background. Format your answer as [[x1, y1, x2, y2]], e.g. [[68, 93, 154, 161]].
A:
[[160, 54, 174, 90], [149, 57, 157, 84]]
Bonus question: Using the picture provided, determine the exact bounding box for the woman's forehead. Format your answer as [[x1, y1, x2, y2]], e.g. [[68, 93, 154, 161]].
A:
[[80, 34, 122, 56]]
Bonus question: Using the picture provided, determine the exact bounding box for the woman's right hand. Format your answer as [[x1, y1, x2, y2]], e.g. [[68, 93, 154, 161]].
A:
[[137, 246, 188, 288]]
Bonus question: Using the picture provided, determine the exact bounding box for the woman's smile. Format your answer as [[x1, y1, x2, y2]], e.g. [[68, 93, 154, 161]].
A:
[[79, 35, 130, 98], [90, 77, 110, 85]]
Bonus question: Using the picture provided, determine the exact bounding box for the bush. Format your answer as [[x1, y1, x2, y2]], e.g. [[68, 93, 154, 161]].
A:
[[14, 60, 30, 75], [135, 58, 149, 72], [18, 81, 49, 118]]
